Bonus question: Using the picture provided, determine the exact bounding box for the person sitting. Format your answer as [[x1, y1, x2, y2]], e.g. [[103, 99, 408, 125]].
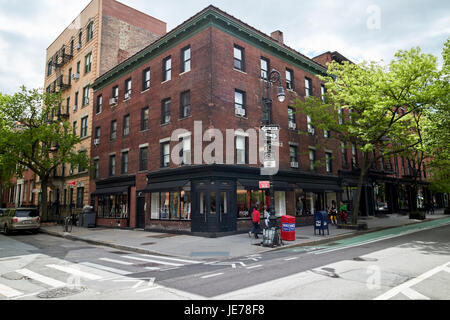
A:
[[329, 200, 338, 225]]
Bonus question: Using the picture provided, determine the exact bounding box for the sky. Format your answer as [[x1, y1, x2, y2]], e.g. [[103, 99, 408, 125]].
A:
[[0, 0, 449, 95]]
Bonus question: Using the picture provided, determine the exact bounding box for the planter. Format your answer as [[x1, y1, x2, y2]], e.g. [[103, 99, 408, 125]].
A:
[[409, 211, 426, 220]]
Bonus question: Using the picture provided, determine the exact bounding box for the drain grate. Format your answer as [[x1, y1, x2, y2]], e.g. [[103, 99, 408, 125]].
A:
[[38, 287, 86, 299]]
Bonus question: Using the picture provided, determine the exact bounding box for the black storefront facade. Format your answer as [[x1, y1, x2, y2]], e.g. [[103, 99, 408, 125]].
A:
[[140, 164, 343, 237]]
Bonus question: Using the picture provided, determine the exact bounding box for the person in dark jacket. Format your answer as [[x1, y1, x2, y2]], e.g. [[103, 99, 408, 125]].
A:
[[249, 207, 261, 239]]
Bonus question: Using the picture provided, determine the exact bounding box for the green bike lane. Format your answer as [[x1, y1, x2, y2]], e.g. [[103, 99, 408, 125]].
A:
[[289, 217, 450, 255]]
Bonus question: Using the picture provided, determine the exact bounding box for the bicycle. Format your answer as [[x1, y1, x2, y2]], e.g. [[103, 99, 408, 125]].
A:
[[62, 216, 73, 233]]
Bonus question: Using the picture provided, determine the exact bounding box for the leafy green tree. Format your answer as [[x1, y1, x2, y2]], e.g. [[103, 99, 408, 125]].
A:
[[0, 87, 90, 220], [293, 47, 441, 224]]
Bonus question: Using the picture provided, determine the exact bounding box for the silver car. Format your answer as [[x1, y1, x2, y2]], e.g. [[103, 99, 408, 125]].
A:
[[0, 208, 40, 235]]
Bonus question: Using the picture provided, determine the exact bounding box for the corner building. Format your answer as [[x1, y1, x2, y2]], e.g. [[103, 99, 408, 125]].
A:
[[90, 6, 441, 235]]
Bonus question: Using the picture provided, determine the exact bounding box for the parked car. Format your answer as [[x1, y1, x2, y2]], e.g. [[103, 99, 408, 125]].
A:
[[0, 208, 40, 235]]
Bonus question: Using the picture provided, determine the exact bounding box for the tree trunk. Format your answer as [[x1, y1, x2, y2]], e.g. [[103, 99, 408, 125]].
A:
[[41, 179, 49, 222], [352, 154, 369, 225]]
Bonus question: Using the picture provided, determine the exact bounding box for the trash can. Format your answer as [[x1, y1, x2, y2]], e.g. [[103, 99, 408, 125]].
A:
[[281, 215, 296, 241], [82, 206, 96, 228]]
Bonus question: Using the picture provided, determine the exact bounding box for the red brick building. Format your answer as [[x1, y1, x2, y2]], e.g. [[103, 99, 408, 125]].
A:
[[89, 6, 444, 235]]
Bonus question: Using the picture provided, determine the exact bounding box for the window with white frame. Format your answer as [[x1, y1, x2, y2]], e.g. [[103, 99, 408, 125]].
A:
[[236, 135, 246, 165], [305, 77, 312, 97], [162, 56, 172, 82], [181, 46, 191, 73]]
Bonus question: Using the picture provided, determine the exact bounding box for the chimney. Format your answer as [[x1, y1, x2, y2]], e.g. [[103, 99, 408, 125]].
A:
[[271, 30, 284, 44]]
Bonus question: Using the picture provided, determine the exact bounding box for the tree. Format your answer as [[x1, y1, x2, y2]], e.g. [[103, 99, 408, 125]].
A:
[[0, 86, 90, 220], [293, 47, 441, 224]]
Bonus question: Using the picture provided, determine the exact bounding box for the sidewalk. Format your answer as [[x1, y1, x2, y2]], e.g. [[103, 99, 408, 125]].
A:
[[40, 211, 448, 261]]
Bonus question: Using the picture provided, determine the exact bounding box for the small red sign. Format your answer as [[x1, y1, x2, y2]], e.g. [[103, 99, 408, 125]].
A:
[[68, 181, 77, 187], [259, 181, 270, 189]]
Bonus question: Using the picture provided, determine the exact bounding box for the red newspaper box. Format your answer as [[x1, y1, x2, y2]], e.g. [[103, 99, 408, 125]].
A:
[[281, 215, 296, 241]]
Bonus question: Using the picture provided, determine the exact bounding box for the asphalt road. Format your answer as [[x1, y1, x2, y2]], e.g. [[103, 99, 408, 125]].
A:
[[0, 221, 449, 300]]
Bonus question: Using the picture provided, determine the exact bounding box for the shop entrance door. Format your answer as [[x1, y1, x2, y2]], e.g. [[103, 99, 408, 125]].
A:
[[136, 197, 146, 229]]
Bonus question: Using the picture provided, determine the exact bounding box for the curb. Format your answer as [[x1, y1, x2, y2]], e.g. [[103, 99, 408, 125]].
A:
[[40, 216, 449, 258]]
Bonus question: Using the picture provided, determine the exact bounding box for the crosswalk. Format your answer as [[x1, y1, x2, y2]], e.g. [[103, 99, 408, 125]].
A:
[[0, 251, 202, 299]]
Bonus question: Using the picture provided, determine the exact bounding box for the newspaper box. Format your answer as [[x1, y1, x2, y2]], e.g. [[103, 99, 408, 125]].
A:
[[281, 215, 296, 241]]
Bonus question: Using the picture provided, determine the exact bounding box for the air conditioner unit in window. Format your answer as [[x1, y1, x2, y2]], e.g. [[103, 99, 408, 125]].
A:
[[290, 162, 299, 168], [109, 97, 118, 106], [308, 128, 315, 135], [235, 108, 246, 117], [73, 105, 78, 112], [94, 139, 100, 146], [124, 92, 131, 100], [289, 122, 297, 130], [83, 98, 89, 105], [75, 43, 81, 50], [72, 73, 80, 80]]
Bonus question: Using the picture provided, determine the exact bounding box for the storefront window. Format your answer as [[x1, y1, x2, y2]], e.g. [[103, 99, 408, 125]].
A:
[[220, 192, 228, 214], [200, 192, 207, 215], [180, 191, 191, 220], [150, 188, 192, 220], [210, 192, 217, 214], [97, 193, 129, 219], [237, 189, 249, 218], [326, 192, 337, 212], [374, 184, 388, 212]]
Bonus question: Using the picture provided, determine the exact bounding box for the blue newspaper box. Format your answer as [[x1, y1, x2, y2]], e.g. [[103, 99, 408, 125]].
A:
[[314, 211, 330, 236]]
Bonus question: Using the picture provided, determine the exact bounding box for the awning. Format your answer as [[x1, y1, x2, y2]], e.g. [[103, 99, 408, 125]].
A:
[[144, 180, 189, 193], [92, 186, 129, 196], [238, 179, 292, 190], [296, 183, 343, 193]]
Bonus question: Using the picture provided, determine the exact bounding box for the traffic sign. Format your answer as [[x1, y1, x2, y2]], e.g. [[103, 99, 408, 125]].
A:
[[259, 181, 270, 189], [260, 125, 280, 132]]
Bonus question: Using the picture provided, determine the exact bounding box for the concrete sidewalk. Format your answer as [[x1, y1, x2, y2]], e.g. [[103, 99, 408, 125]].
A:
[[40, 211, 448, 261]]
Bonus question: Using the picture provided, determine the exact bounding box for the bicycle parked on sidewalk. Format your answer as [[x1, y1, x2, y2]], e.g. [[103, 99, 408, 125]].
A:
[[61, 216, 73, 233]]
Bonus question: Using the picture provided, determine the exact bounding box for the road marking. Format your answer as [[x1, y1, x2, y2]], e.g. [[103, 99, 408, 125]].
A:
[[136, 286, 162, 293], [46, 264, 103, 280], [10, 292, 40, 300], [246, 265, 263, 270], [145, 267, 161, 271], [139, 254, 200, 264], [401, 288, 430, 300], [99, 258, 134, 266], [16, 269, 66, 288], [123, 256, 184, 267], [284, 257, 299, 261], [374, 261, 450, 300], [80, 262, 131, 276], [0, 283, 23, 298], [201, 273, 224, 279]]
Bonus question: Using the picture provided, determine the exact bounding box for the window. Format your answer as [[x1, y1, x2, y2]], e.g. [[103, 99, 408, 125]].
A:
[[109, 155, 116, 176], [181, 46, 191, 73], [70, 40, 74, 55], [236, 136, 246, 165], [309, 149, 316, 171], [47, 60, 53, 77], [290, 145, 298, 164], [124, 78, 132, 100], [324, 129, 330, 138], [305, 77, 312, 97], [352, 144, 358, 168], [78, 31, 82, 48], [96, 95, 102, 114], [80, 116, 88, 138], [161, 98, 171, 124], [260, 57, 270, 80], [94, 127, 101, 143], [139, 147, 148, 171], [321, 84, 326, 102], [110, 120, 117, 141], [72, 120, 77, 136], [141, 107, 149, 131], [233, 45, 245, 71], [180, 90, 191, 118], [121, 151, 129, 174], [235, 90, 246, 117], [82, 86, 90, 106], [78, 151, 87, 173], [86, 22, 94, 42], [142, 68, 150, 91], [66, 97, 70, 114], [76, 61, 81, 75], [93, 159, 99, 179], [123, 115, 130, 136], [307, 115, 314, 135], [326, 152, 333, 173], [162, 56, 172, 82], [84, 53, 92, 74], [161, 142, 170, 168], [68, 68, 72, 86], [341, 142, 348, 167], [288, 107, 296, 129], [286, 69, 294, 90], [338, 108, 344, 125], [180, 137, 191, 165]]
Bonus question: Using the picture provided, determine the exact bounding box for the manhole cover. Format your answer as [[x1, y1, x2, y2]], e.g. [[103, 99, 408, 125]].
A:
[[2, 272, 26, 281], [38, 287, 86, 299]]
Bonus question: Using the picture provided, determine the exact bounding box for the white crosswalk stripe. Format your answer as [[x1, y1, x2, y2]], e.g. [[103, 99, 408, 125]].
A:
[[139, 254, 201, 265], [99, 258, 134, 266], [0, 283, 23, 298], [80, 262, 132, 276], [123, 256, 184, 267], [16, 269, 66, 288]]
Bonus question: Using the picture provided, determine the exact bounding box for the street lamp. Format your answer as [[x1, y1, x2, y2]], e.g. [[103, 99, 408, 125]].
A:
[[262, 69, 285, 236]]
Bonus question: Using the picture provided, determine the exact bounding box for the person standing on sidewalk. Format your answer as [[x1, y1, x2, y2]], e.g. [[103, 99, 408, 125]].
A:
[[264, 205, 270, 229], [249, 207, 261, 239]]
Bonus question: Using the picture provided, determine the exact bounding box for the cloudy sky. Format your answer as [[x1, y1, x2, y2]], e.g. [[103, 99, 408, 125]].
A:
[[0, 0, 448, 94]]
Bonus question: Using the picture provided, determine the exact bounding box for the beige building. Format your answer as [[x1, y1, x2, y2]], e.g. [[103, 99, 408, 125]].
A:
[[42, 0, 166, 217]]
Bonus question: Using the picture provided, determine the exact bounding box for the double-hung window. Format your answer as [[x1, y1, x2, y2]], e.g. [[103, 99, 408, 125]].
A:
[[124, 78, 132, 100], [234, 45, 245, 71], [86, 22, 94, 42], [121, 151, 129, 174], [286, 69, 294, 90], [305, 77, 312, 97], [96, 95, 102, 114], [161, 142, 170, 168], [139, 147, 148, 171], [235, 90, 246, 117], [288, 107, 296, 129], [123, 115, 130, 137], [110, 120, 117, 141], [326, 152, 333, 173], [142, 68, 150, 91], [141, 107, 149, 131], [236, 136, 246, 165], [109, 155, 116, 176], [309, 149, 316, 172], [180, 90, 191, 118], [341, 142, 348, 167], [161, 98, 171, 124], [162, 56, 172, 82], [181, 46, 191, 73], [261, 57, 270, 80], [80, 116, 88, 138], [84, 53, 92, 74], [82, 86, 90, 106], [290, 145, 298, 164], [181, 137, 191, 165]]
